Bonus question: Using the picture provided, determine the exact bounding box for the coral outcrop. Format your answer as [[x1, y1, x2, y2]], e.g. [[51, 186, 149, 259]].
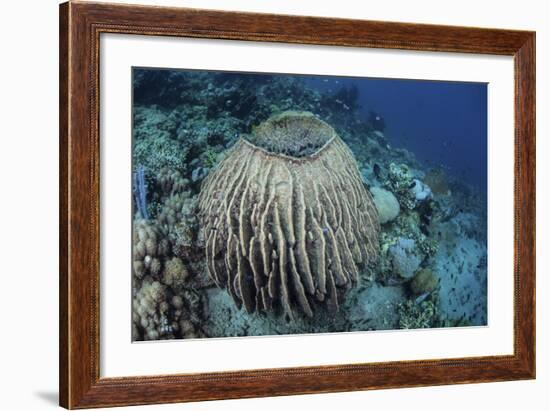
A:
[[389, 237, 422, 279], [198, 111, 380, 318], [410, 179, 432, 202], [163, 257, 189, 290], [410, 267, 438, 295], [384, 163, 417, 210], [397, 299, 438, 329], [133, 279, 172, 340], [132, 218, 170, 280], [370, 186, 400, 224]]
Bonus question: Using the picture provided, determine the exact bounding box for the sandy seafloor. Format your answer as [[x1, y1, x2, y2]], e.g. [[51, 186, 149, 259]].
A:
[[130, 69, 488, 341]]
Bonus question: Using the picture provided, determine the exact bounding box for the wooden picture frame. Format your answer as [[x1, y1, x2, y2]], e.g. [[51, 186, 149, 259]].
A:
[[59, 1, 535, 408]]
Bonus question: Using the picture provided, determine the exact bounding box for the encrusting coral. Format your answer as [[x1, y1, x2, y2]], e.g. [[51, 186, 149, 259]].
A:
[[198, 111, 380, 319]]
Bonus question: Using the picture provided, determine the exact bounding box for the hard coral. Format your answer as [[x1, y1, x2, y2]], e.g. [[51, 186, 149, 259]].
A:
[[156, 167, 190, 197], [397, 299, 438, 329], [198, 111, 380, 319], [389, 237, 422, 279], [384, 163, 416, 210], [163, 257, 189, 290], [410, 268, 439, 295], [370, 186, 400, 224], [133, 279, 173, 340], [132, 218, 170, 279]]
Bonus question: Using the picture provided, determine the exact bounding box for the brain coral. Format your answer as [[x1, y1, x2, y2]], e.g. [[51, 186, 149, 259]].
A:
[[198, 111, 380, 319], [369, 186, 400, 224]]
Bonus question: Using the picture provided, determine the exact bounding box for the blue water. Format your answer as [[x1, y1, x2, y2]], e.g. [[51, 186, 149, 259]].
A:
[[306, 76, 488, 191]]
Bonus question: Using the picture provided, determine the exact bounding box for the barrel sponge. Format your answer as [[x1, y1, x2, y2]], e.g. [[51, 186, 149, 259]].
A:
[[198, 111, 380, 319], [369, 186, 400, 224]]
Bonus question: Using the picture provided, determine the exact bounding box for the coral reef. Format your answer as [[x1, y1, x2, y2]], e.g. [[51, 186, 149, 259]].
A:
[[410, 267, 439, 295], [162, 257, 189, 290], [410, 179, 432, 201], [133, 279, 173, 340], [156, 167, 189, 197], [133, 106, 188, 176], [384, 163, 417, 210], [131, 161, 205, 340], [130, 68, 488, 340], [389, 237, 422, 279], [397, 299, 439, 329], [198, 111, 380, 318], [369, 186, 400, 224], [132, 218, 169, 280]]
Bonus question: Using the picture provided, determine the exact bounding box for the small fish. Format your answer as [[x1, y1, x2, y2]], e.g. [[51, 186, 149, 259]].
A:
[[373, 163, 382, 179]]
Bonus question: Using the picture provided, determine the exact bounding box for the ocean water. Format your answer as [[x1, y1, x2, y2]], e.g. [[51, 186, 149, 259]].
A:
[[131, 68, 488, 341], [305, 76, 488, 191]]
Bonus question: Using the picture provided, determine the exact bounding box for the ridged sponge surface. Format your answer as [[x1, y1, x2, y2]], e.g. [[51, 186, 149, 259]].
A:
[[198, 112, 380, 318]]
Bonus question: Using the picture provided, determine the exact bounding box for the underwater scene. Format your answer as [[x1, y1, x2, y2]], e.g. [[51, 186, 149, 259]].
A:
[[131, 68, 488, 341]]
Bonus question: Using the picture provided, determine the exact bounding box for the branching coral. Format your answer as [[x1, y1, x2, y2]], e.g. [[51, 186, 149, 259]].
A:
[[132, 218, 170, 279], [163, 257, 190, 290], [397, 299, 438, 329], [133, 277, 205, 340], [157, 194, 202, 261], [198, 111, 380, 319], [133, 279, 173, 340], [133, 106, 189, 176], [156, 167, 189, 197], [384, 163, 417, 210]]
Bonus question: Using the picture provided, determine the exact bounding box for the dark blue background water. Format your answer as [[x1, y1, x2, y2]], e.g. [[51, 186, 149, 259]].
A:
[[306, 76, 488, 191]]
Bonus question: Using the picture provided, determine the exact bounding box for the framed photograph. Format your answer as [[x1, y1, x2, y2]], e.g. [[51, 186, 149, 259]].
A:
[[59, 1, 535, 408]]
